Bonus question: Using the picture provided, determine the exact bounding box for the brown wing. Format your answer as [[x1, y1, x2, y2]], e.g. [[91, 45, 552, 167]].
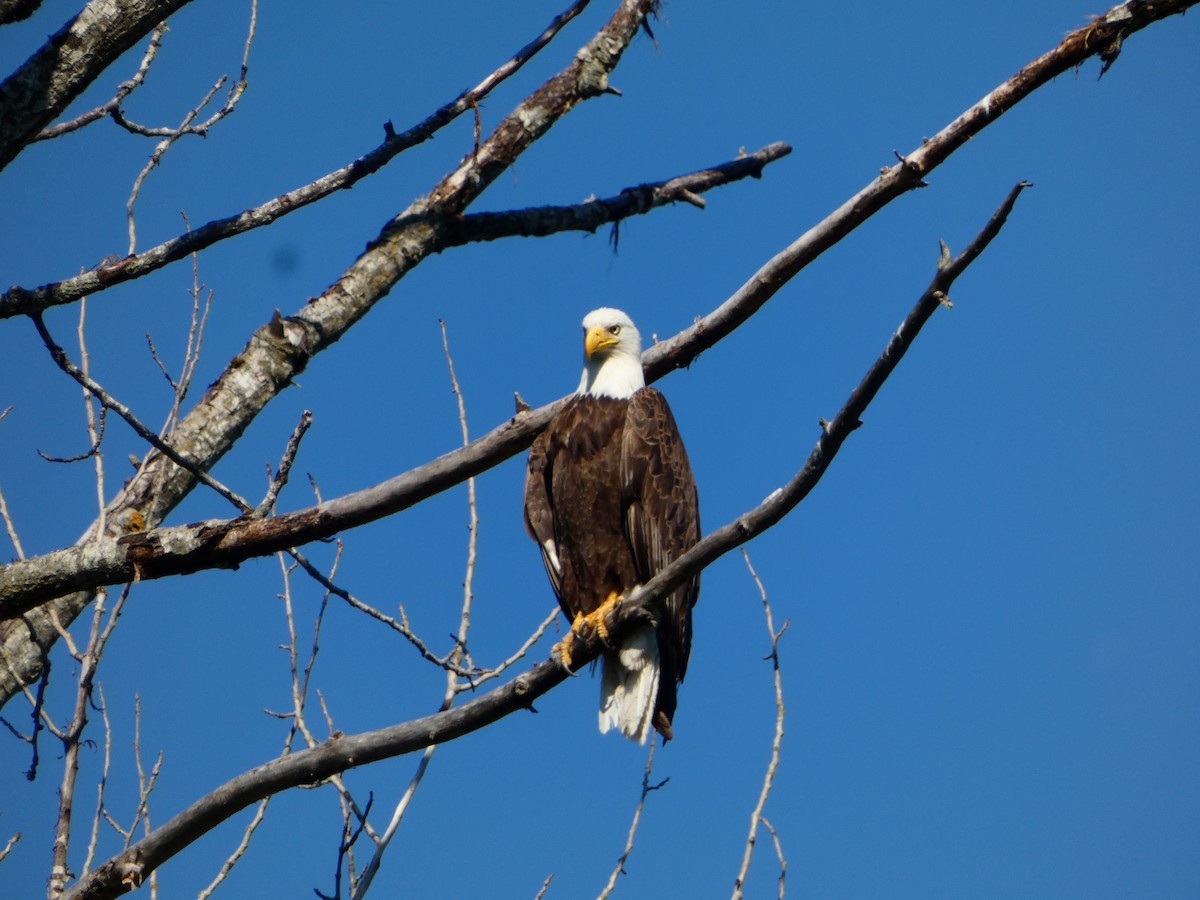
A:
[[621, 388, 701, 727], [523, 428, 565, 604]]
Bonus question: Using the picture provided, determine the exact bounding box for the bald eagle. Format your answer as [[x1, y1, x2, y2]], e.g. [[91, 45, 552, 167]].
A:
[[524, 308, 700, 743]]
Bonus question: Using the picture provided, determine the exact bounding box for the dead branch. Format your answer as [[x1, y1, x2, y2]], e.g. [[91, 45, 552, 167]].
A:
[[443, 142, 792, 245], [48, 583, 129, 898], [112, 0, 256, 140], [349, 321, 482, 899], [251, 410, 313, 518], [30, 313, 252, 513]]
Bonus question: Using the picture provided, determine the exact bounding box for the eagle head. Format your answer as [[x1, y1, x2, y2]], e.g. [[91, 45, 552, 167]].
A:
[[578, 308, 645, 399]]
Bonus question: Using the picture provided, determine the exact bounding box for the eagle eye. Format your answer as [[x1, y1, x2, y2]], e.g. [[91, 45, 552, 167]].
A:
[[609, 325, 621, 335]]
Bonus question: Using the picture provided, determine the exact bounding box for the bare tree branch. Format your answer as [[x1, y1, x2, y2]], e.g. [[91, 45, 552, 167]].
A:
[[0, 0, 1189, 736], [30, 312, 252, 514], [0, 0, 197, 172], [62, 180, 1027, 900], [598, 741, 665, 899], [759, 816, 787, 900], [732, 551, 788, 900], [0, 0, 594, 319], [32, 21, 168, 142], [350, 320, 481, 899]]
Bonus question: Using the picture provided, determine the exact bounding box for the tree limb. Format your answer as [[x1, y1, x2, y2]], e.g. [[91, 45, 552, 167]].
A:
[[0, 0, 196, 172], [60, 181, 1027, 900]]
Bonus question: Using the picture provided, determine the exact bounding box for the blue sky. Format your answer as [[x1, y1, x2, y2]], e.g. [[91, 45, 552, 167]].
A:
[[1, 1, 1197, 897]]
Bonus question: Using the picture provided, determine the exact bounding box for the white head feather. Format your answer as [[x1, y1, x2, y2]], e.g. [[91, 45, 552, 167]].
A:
[[576, 307, 645, 399]]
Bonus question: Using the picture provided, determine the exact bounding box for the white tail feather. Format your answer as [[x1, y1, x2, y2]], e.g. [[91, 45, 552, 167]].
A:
[[598, 624, 660, 744]]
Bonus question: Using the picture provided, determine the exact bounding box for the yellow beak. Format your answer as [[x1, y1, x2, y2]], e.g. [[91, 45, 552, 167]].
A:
[[585, 325, 618, 358]]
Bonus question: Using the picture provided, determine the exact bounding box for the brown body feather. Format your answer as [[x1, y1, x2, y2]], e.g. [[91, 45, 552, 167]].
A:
[[524, 388, 700, 738]]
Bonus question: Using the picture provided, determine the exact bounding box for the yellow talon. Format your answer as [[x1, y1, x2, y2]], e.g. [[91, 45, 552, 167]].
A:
[[555, 633, 576, 669], [556, 594, 623, 669], [583, 590, 621, 642]]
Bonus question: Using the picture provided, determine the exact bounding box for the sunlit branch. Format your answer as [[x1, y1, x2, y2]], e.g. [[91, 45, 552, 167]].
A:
[[1, 0, 1187, 724], [125, 75, 226, 255], [112, 0, 256, 140]]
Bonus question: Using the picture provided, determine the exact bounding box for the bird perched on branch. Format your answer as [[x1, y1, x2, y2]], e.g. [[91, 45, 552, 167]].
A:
[[524, 308, 700, 743]]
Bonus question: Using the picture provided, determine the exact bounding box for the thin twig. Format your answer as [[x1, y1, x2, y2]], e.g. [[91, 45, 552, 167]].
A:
[[287, 548, 475, 676], [0, 831, 20, 863], [33, 22, 168, 142], [47, 581, 130, 898], [36, 407, 107, 464], [732, 550, 788, 900], [252, 410, 313, 517], [80, 299, 109, 533], [158, 217, 215, 439], [120, 1, 257, 253], [350, 320, 482, 900], [0, 406, 27, 559], [598, 741, 666, 899], [759, 816, 788, 899], [30, 312, 252, 514], [195, 798, 268, 900], [456, 606, 560, 693], [125, 76, 226, 255], [83, 683, 113, 877]]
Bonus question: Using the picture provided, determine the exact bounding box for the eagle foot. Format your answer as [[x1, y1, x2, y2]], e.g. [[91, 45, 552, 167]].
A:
[[554, 632, 577, 671], [554, 595, 623, 670], [580, 590, 622, 644], [554, 611, 587, 671]]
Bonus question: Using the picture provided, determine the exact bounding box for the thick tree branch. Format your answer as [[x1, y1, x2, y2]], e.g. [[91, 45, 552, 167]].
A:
[[62, 182, 1028, 900], [0, 0, 196, 172], [0, 0, 593, 320]]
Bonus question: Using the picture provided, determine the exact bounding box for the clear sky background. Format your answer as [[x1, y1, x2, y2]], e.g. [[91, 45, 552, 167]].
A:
[[1, 2, 1197, 897]]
